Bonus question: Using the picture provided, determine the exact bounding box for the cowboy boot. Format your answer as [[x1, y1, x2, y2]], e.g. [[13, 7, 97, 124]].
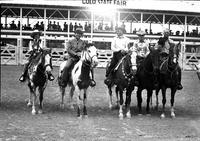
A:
[[90, 79, 96, 87], [19, 64, 29, 82], [47, 72, 55, 81]]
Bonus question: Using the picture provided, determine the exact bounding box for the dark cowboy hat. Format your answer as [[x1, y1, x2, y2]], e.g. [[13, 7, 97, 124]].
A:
[[74, 28, 83, 35], [136, 30, 146, 36], [30, 29, 42, 38]]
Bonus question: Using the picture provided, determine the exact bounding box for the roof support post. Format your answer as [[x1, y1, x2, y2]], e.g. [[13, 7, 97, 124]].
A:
[[91, 10, 94, 39], [163, 14, 165, 27], [18, 7, 23, 65], [183, 15, 187, 70], [44, 8, 47, 48]]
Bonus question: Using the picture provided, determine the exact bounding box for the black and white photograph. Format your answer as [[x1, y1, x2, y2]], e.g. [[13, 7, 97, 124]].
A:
[[1, 0, 200, 140]]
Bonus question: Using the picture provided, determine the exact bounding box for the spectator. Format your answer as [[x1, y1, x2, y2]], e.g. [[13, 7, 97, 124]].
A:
[[17, 21, 20, 30], [63, 22, 68, 31], [78, 23, 83, 30], [69, 22, 73, 32], [98, 23, 103, 30], [52, 21, 57, 30], [84, 22, 88, 32], [56, 22, 61, 31], [10, 21, 17, 29], [40, 21, 44, 31], [74, 22, 78, 31]]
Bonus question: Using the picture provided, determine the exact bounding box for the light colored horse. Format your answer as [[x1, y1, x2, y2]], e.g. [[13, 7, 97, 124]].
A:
[[27, 49, 52, 115], [58, 45, 98, 118]]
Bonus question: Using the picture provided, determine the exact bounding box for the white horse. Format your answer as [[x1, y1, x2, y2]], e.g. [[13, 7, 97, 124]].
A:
[[58, 45, 98, 118]]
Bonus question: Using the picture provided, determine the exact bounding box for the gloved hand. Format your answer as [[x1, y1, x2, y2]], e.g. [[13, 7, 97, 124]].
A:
[[121, 49, 127, 55], [76, 52, 81, 58]]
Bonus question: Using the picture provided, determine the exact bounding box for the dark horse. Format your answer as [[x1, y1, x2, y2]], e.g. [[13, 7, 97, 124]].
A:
[[157, 42, 182, 118], [105, 52, 136, 119], [58, 45, 98, 118], [27, 49, 53, 115], [136, 49, 160, 115]]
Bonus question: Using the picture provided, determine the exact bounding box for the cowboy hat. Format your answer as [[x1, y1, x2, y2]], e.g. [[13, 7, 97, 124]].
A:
[[74, 28, 83, 35], [115, 27, 125, 33], [136, 30, 146, 36], [30, 29, 42, 38], [163, 28, 170, 33]]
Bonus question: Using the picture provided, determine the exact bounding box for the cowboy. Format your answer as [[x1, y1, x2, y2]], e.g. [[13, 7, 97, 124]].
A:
[[131, 30, 150, 86], [62, 28, 96, 87], [157, 28, 183, 90], [104, 27, 130, 85], [19, 29, 55, 82]]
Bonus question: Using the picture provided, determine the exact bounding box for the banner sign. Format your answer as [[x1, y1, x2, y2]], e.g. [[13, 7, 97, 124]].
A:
[[82, 0, 127, 6]]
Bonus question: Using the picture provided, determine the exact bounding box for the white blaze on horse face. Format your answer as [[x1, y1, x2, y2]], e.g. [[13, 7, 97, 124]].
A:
[[59, 61, 67, 77], [87, 46, 98, 67], [45, 54, 52, 72], [72, 61, 83, 86], [131, 52, 137, 70]]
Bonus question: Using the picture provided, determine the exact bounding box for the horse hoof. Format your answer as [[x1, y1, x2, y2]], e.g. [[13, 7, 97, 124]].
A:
[[138, 114, 143, 116], [27, 102, 32, 107], [160, 113, 165, 119], [60, 104, 64, 109], [171, 113, 176, 118], [109, 105, 113, 110], [146, 114, 151, 116], [77, 115, 82, 119], [38, 110, 43, 114], [119, 113, 123, 120], [32, 110, 37, 115], [126, 113, 131, 118], [69, 105, 74, 110], [84, 115, 88, 118]]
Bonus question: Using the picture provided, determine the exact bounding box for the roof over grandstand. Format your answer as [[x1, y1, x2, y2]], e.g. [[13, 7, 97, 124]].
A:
[[1, 0, 200, 15]]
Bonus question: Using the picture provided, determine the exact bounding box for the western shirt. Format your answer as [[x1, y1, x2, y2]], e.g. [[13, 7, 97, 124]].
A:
[[111, 35, 130, 52]]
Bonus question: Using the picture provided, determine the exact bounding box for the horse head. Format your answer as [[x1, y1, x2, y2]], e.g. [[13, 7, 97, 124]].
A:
[[81, 45, 98, 68], [168, 42, 180, 67]]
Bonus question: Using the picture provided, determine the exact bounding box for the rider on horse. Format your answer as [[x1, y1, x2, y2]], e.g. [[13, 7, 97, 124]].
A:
[[131, 30, 150, 86], [104, 27, 130, 85], [19, 29, 55, 82], [156, 28, 183, 90], [62, 28, 96, 87]]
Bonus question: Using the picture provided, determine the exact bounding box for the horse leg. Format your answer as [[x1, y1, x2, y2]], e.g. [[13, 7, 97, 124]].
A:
[[146, 89, 153, 115], [38, 86, 45, 114], [118, 90, 124, 119], [125, 88, 132, 118], [115, 86, 119, 108], [108, 87, 113, 109], [170, 88, 176, 118], [27, 83, 32, 107], [76, 87, 81, 118], [69, 86, 75, 109], [155, 89, 160, 111], [137, 88, 142, 115], [83, 89, 88, 118], [59, 86, 65, 109], [161, 87, 167, 119], [31, 88, 37, 115]]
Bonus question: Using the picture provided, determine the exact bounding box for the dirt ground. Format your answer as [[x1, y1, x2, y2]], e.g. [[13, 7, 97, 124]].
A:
[[1, 65, 200, 141]]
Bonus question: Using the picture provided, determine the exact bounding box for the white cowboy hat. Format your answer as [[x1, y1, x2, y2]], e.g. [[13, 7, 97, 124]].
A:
[[136, 30, 146, 36], [30, 29, 42, 38]]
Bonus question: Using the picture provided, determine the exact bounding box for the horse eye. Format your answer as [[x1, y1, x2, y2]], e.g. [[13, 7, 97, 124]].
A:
[[88, 50, 91, 53]]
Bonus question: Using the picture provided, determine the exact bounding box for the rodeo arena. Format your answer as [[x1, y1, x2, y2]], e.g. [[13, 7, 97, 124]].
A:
[[1, 0, 200, 140]]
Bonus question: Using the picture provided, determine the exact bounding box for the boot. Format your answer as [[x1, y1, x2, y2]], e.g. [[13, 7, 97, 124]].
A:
[[48, 73, 55, 81], [104, 74, 112, 86], [19, 74, 26, 82], [90, 79, 96, 87]]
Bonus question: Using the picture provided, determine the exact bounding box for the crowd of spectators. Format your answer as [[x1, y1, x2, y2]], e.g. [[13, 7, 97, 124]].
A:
[[1, 20, 200, 37]]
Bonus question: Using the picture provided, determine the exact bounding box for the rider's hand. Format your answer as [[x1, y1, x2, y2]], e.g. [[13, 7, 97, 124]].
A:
[[121, 49, 127, 55], [76, 52, 81, 57]]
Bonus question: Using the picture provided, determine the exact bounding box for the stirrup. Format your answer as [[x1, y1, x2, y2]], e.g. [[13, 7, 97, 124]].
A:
[[19, 75, 26, 82], [48, 74, 55, 81], [90, 80, 96, 87]]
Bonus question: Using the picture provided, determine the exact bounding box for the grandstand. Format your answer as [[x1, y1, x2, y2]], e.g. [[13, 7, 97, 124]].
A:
[[1, 0, 200, 69]]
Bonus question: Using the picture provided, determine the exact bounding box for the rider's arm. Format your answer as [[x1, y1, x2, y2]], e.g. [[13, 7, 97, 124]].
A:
[[111, 37, 118, 52], [67, 40, 79, 57]]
